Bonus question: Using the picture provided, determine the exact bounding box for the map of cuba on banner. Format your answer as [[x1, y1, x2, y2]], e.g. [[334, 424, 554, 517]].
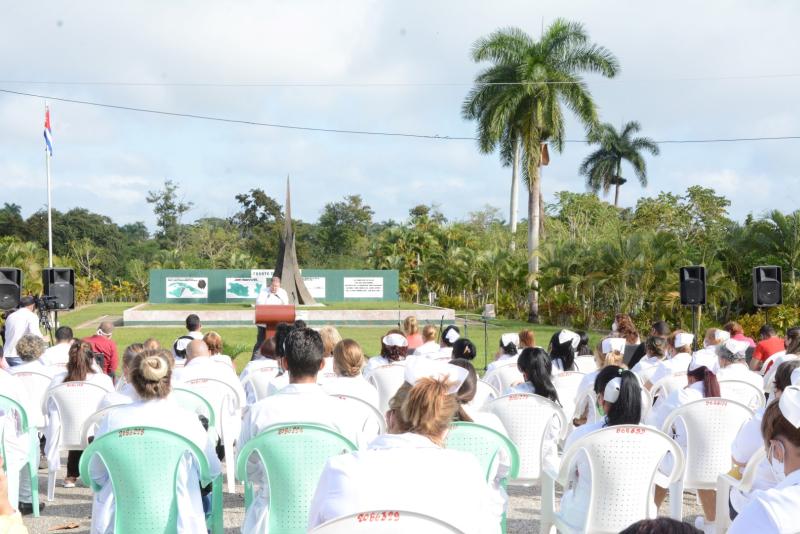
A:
[[166, 277, 208, 299]]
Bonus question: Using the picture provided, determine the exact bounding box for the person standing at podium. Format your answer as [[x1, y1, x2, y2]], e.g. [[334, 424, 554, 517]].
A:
[[252, 276, 290, 357]]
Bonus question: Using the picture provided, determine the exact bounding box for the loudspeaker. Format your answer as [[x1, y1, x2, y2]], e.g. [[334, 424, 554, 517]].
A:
[[0, 268, 22, 311], [679, 266, 706, 306], [42, 268, 75, 310], [753, 266, 782, 307]]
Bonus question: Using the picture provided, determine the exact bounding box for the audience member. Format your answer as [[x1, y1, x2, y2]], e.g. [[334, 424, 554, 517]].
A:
[[573, 337, 625, 425], [549, 330, 579, 372], [98, 343, 146, 409], [240, 337, 282, 404], [1, 297, 44, 367], [612, 313, 643, 366], [322, 339, 379, 408], [452, 337, 477, 361], [412, 325, 439, 356], [449, 358, 507, 432], [9, 335, 53, 379], [0, 367, 39, 515], [621, 517, 701, 533], [203, 331, 234, 368], [143, 338, 161, 351], [172, 340, 245, 409], [40, 326, 74, 367], [317, 326, 342, 384], [750, 325, 785, 372], [82, 321, 119, 381], [576, 330, 592, 356], [364, 331, 409, 375], [172, 314, 203, 360], [0, 454, 29, 532], [438, 325, 461, 358], [631, 336, 669, 385], [724, 321, 756, 348], [716, 339, 763, 390], [403, 316, 423, 350], [647, 331, 695, 389]]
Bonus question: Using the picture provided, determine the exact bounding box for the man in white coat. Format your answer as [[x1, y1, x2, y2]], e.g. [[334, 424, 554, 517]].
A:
[[2, 297, 44, 367], [238, 327, 342, 533], [716, 338, 764, 391], [40, 326, 74, 367]]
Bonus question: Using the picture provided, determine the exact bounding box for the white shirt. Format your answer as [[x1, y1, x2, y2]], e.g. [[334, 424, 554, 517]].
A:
[[412, 341, 440, 357], [631, 356, 665, 385], [9, 358, 58, 379], [322, 374, 380, 409], [255, 286, 289, 305], [649, 352, 692, 386], [41, 342, 71, 366], [89, 398, 221, 534], [98, 382, 139, 410], [308, 432, 501, 534], [487, 353, 519, 373], [2, 308, 43, 359], [729, 469, 800, 533], [210, 354, 234, 368], [729, 407, 777, 512], [171, 331, 204, 359], [316, 356, 338, 385], [239, 359, 282, 404], [717, 362, 764, 391], [363, 356, 405, 379]]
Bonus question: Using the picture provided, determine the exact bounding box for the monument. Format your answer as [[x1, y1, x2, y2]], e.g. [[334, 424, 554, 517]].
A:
[[274, 177, 316, 305]]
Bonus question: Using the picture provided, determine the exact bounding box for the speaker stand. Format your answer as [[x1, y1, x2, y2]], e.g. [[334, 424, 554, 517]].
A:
[[691, 305, 700, 352]]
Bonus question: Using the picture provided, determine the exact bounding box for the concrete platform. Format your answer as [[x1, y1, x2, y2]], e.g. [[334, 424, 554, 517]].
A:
[[122, 303, 455, 326]]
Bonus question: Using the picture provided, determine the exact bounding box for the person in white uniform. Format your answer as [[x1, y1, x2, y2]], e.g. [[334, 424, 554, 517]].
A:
[[40, 326, 74, 367], [487, 333, 520, 373], [411, 325, 439, 357], [560, 368, 646, 531], [45, 341, 114, 488], [238, 328, 344, 533], [631, 336, 669, 386], [89, 348, 221, 533], [726, 361, 800, 520], [436, 325, 461, 360], [322, 339, 379, 409], [729, 385, 800, 533], [202, 332, 234, 368], [251, 276, 290, 357], [364, 331, 409, 377], [316, 326, 342, 385], [691, 328, 730, 372], [716, 338, 764, 391], [548, 329, 579, 373], [98, 343, 146, 409], [308, 358, 502, 533], [648, 351, 721, 533], [171, 314, 204, 362], [573, 337, 625, 426], [450, 358, 508, 435], [239, 337, 282, 404], [1, 297, 44, 367], [647, 331, 695, 390]]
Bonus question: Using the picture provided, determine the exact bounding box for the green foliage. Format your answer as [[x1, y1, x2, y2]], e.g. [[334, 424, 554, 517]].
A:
[[146, 179, 193, 249]]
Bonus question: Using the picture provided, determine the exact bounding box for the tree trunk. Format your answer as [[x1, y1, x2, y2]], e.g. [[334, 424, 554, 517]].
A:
[[527, 166, 541, 323], [509, 137, 520, 251], [613, 160, 622, 207], [614, 183, 620, 207]]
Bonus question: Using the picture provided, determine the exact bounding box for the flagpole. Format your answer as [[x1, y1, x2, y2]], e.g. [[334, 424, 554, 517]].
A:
[[45, 101, 53, 268]]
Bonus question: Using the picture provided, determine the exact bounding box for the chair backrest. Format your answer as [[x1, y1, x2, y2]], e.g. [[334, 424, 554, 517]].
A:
[[760, 350, 785, 376], [80, 404, 128, 447], [327, 394, 386, 445], [483, 362, 525, 393], [183, 377, 242, 430], [0, 394, 30, 433], [241, 366, 282, 402], [170, 387, 217, 429], [719, 379, 766, 410], [574, 387, 600, 423], [574, 356, 598, 374], [662, 398, 753, 489], [78, 426, 215, 533], [650, 372, 688, 399], [469, 380, 499, 411], [13, 370, 53, 419], [445, 421, 520, 482], [552, 371, 585, 424], [368, 365, 407, 414], [45, 381, 110, 449], [558, 425, 685, 533], [486, 393, 567, 481], [310, 510, 462, 533], [236, 423, 356, 533]]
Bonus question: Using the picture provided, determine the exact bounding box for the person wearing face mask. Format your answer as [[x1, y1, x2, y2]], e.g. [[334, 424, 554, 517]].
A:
[[646, 331, 695, 390], [728, 384, 800, 533]]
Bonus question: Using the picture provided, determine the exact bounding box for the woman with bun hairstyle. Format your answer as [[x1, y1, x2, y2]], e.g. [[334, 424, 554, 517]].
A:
[[309, 358, 501, 533], [322, 339, 379, 409], [88, 349, 221, 533], [486, 332, 522, 372], [452, 338, 477, 361], [363, 329, 409, 378]]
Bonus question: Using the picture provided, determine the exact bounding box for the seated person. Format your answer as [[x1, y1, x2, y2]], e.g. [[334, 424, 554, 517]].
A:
[[172, 340, 245, 407], [411, 325, 439, 357], [451, 338, 478, 362], [322, 339, 379, 409], [202, 332, 233, 368], [716, 339, 764, 390], [316, 326, 342, 385], [40, 326, 74, 367], [239, 338, 282, 405], [573, 337, 625, 426], [437, 325, 461, 359], [308, 358, 501, 533], [0, 369, 40, 516], [172, 314, 204, 361], [631, 336, 669, 386], [9, 334, 56, 379], [549, 330, 580, 373], [89, 349, 221, 533], [647, 331, 694, 389], [0, 453, 29, 532], [98, 343, 146, 409], [486, 333, 520, 372], [363, 331, 409, 377]]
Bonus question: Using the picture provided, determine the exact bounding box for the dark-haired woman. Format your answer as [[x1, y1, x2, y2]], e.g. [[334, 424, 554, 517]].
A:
[[363, 331, 409, 378], [45, 341, 114, 489], [559, 366, 645, 531], [549, 330, 579, 373], [631, 336, 669, 386]]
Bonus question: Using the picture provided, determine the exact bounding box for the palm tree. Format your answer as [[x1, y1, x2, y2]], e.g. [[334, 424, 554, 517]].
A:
[[463, 20, 619, 322], [579, 121, 660, 207]]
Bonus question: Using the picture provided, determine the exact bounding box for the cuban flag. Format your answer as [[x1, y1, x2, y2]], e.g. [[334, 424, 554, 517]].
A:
[[43, 106, 53, 156]]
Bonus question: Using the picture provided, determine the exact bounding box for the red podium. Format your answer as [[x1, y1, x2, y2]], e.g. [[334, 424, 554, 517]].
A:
[[255, 304, 296, 339]]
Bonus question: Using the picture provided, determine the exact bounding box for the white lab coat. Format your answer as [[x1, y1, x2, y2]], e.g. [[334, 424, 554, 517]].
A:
[[648, 352, 692, 386], [363, 356, 405, 379], [717, 362, 764, 391], [308, 432, 502, 534], [2, 308, 44, 359], [255, 287, 289, 305], [487, 353, 519, 373], [9, 359, 58, 380], [316, 356, 338, 385], [412, 341, 440, 357], [88, 398, 221, 534], [210, 354, 234, 368], [40, 343, 71, 366], [98, 382, 138, 410], [729, 407, 777, 512], [238, 382, 344, 533], [0, 370, 37, 509], [729, 469, 800, 533], [631, 356, 665, 385], [265, 372, 290, 397], [322, 374, 380, 409]]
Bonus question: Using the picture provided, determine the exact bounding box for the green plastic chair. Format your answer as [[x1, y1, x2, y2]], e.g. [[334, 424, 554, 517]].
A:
[[0, 394, 40, 517], [445, 421, 520, 533], [236, 422, 357, 533], [78, 426, 223, 534]]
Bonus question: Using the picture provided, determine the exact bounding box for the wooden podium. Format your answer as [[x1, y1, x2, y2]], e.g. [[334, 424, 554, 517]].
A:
[[255, 304, 296, 339]]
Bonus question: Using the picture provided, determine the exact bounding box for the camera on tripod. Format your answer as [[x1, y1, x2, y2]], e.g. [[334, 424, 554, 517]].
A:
[[33, 295, 59, 341]]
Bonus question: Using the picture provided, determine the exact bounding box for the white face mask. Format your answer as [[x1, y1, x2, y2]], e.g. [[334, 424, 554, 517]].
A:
[[769, 440, 786, 483], [612, 321, 618, 332]]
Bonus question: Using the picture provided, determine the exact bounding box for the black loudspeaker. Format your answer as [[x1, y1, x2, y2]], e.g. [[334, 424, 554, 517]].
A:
[[679, 266, 706, 306], [42, 268, 75, 310], [753, 266, 782, 307], [0, 268, 22, 311]]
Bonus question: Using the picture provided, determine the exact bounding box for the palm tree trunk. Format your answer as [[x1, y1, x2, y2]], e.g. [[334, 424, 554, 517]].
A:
[[509, 137, 520, 251], [527, 166, 541, 323], [614, 183, 620, 207], [613, 160, 622, 207]]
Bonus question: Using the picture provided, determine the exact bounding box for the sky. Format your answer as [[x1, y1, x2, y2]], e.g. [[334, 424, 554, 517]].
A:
[[2, 0, 800, 231]]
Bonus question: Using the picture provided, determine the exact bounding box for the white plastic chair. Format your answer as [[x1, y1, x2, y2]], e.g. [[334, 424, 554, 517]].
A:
[[240, 365, 282, 403], [715, 447, 766, 533], [43, 381, 109, 501], [758, 351, 785, 376], [368, 365, 407, 415], [661, 398, 754, 520], [13, 370, 53, 424], [327, 394, 386, 447], [762, 354, 798, 394], [79, 404, 127, 447], [483, 362, 525, 394], [486, 393, 567, 485], [541, 425, 685, 534], [650, 372, 689, 400], [552, 371, 585, 425], [719, 379, 766, 410], [574, 356, 598, 374], [310, 510, 462, 533], [468, 380, 499, 411], [183, 377, 243, 493]]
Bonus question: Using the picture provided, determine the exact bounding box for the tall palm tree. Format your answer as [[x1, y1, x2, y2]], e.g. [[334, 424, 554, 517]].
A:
[[579, 121, 660, 207], [463, 20, 619, 322]]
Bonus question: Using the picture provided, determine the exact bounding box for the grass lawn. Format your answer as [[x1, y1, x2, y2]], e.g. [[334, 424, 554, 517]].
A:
[[73, 321, 603, 375], [140, 301, 432, 311], [57, 302, 142, 328]]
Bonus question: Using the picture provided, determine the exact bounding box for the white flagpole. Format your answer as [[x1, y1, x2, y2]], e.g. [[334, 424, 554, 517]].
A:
[[45, 101, 53, 268]]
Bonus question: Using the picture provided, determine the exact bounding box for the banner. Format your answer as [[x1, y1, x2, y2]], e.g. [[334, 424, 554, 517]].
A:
[[343, 277, 384, 298], [303, 276, 326, 299], [225, 277, 264, 299], [250, 269, 275, 282], [166, 277, 208, 299]]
